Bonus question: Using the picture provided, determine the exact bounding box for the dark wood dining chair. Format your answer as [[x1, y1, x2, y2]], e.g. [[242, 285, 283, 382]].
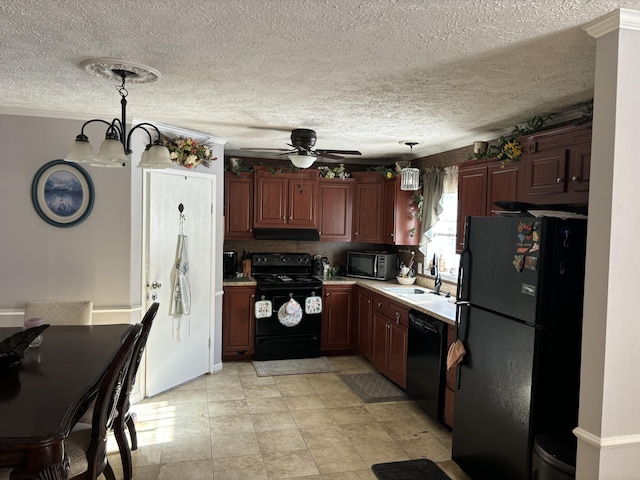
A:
[[113, 302, 159, 480], [64, 323, 143, 480]]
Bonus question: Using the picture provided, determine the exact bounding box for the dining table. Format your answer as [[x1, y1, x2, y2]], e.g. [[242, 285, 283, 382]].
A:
[[0, 324, 133, 480]]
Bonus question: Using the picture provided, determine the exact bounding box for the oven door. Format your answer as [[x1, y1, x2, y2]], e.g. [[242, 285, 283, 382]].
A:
[[255, 292, 321, 337]]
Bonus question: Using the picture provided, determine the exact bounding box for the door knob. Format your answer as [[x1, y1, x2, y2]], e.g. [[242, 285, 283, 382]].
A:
[[149, 281, 162, 289]]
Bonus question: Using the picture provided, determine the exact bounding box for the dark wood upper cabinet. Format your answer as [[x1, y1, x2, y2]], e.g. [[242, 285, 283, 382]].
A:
[[253, 167, 319, 228], [352, 172, 384, 243], [224, 172, 254, 239], [456, 161, 490, 253], [456, 157, 521, 253], [383, 177, 420, 246], [318, 178, 354, 241], [518, 124, 591, 205]]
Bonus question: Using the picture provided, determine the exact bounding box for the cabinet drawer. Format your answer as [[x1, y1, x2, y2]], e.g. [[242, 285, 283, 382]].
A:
[[388, 301, 409, 327], [373, 295, 389, 316]]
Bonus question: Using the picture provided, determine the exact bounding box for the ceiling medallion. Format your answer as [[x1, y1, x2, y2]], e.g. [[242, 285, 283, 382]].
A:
[[79, 58, 161, 84]]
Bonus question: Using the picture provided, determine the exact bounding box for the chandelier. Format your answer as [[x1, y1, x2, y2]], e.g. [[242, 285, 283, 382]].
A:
[[64, 59, 173, 169]]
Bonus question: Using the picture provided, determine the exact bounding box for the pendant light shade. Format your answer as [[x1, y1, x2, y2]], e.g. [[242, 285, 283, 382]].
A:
[[137, 143, 174, 169], [95, 134, 130, 165], [64, 135, 94, 163], [401, 167, 420, 191]]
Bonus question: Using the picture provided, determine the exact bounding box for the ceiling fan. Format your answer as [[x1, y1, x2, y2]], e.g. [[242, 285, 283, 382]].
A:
[[241, 128, 362, 168]]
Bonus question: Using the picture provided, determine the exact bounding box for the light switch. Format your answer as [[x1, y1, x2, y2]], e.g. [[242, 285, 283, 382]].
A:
[[417, 262, 423, 275]]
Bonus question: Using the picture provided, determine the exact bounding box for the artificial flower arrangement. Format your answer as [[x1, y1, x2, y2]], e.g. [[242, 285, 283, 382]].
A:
[[469, 114, 553, 167], [495, 138, 523, 166], [162, 136, 217, 169], [317, 163, 350, 179], [225, 157, 253, 176]]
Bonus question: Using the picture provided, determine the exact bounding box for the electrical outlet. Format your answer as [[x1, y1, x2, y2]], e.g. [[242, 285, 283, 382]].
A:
[[417, 262, 423, 275]]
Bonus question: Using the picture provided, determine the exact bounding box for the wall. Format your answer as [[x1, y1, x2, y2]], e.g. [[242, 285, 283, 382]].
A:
[[0, 114, 137, 325]]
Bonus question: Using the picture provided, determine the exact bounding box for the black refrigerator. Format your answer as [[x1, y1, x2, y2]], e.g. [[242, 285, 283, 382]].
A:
[[451, 214, 587, 480]]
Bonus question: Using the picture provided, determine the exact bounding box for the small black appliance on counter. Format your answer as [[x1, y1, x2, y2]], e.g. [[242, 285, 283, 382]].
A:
[[312, 255, 328, 276], [223, 251, 237, 278]]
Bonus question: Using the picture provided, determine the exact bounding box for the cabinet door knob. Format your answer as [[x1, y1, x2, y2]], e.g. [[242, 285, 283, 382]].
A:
[[556, 177, 563, 184], [395, 312, 400, 323], [572, 176, 579, 182], [355, 232, 359, 236], [289, 216, 293, 220], [378, 302, 383, 308], [326, 293, 330, 297]]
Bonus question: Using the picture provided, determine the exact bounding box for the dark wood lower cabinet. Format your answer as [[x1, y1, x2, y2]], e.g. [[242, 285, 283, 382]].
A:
[[321, 285, 353, 352], [222, 285, 255, 359], [370, 296, 408, 389], [353, 287, 373, 359]]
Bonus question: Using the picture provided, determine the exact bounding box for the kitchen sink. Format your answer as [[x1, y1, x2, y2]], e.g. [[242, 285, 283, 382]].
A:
[[383, 287, 453, 302]]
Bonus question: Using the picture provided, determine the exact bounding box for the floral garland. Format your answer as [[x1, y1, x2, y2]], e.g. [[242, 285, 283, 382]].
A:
[[162, 136, 217, 169], [318, 163, 350, 179]]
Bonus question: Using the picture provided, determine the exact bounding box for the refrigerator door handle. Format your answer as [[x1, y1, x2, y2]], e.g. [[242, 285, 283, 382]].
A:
[[454, 302, 470, 390]]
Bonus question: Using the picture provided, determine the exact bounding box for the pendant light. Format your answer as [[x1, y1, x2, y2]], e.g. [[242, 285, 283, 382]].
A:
[[64, 58, 173, 169], [400, 142, 420, 191]]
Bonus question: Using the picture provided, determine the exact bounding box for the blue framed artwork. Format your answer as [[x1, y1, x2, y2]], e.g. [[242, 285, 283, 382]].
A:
[[31, 160, 95, 228]]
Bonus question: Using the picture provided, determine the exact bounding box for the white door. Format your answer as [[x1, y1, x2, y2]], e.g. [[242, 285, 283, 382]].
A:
[[144, 169, 214, 396]]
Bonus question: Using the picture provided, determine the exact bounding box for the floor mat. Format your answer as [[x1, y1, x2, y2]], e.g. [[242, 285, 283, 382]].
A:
[[371, 459, 451, 480], [252, 356, 338, 376], [339, 372, 410, 403]]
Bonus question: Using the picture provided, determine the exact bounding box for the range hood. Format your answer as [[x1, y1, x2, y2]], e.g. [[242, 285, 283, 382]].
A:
[[253, 228, 320, 241]]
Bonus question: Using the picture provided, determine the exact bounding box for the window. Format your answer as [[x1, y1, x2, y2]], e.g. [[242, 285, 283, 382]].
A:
[[420, 191, 459, 281]]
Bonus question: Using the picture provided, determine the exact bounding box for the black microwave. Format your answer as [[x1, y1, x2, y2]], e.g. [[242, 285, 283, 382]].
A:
[[346, 251, 397, 280]]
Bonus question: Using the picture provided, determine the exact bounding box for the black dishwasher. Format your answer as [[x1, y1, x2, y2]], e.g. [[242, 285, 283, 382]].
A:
[[406, 309, 447, 421]]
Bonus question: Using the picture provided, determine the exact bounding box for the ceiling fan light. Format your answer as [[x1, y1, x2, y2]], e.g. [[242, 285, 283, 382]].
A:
[[137, 144, 173, 169], [288, 154, 316, 169], [64, 135, 95, 163], [401, 167, 420, 191]]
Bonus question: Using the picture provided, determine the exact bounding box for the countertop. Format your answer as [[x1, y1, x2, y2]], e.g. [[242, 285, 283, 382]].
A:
[[223, 275, 457, 326]]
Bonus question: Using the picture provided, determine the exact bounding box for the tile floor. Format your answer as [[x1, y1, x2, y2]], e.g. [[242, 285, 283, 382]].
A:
[[106, 356, 470, 480]]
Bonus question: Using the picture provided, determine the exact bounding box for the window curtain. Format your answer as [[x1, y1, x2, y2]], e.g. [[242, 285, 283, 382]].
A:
[[420, 166, 458, 246]]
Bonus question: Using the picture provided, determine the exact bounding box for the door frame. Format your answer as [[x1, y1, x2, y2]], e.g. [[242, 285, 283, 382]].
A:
[[141, 167, 217, 397]]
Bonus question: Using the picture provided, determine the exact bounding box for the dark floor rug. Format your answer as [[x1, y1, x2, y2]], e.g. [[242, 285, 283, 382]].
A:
[[339, 372, 410, 403], [372, 459, 451, 480]]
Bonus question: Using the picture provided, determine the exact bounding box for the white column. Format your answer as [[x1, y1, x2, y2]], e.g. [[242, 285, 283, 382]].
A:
[[576, 9, 640, 479]]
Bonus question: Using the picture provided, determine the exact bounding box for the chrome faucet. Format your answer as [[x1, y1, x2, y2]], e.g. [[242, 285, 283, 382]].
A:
[[432, 253, 442, 295]]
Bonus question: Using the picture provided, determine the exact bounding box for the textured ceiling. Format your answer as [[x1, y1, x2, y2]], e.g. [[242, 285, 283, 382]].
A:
[[0, 1, 636, 161]]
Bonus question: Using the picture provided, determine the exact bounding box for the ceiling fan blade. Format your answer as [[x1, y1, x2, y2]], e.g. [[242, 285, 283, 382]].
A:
[[316, 151, 344, 160], [315, 149, 362, 155], [240, 147, 294, 151]]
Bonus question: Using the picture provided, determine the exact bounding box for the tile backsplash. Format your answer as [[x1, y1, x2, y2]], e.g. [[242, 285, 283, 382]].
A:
[[223, 240, 425, 277]]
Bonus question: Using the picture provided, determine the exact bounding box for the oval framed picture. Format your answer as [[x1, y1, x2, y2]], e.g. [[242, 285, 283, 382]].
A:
[[31, 160, 95, 228]]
